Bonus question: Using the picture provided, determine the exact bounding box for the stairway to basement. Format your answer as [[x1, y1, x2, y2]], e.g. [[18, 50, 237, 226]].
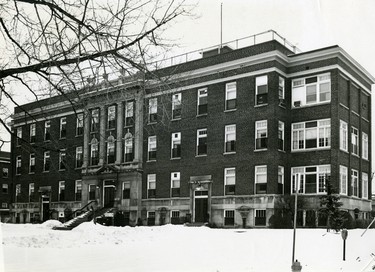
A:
[[53, 207, 112, 230]]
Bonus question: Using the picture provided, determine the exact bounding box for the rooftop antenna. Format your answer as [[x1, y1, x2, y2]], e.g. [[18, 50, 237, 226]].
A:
[[219, 2, 223, 54]]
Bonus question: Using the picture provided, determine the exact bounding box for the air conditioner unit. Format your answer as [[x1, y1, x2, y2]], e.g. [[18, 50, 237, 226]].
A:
[[294, 101, 301, 107]]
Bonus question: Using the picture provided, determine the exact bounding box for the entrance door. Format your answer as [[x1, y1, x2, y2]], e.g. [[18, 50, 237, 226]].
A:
[[42, 195, 50, 222], [195, 198, 208, 222], [104, 186, 115, 208]]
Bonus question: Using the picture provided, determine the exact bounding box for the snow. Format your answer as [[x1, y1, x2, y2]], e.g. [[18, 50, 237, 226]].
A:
[[1, 221, 375, 272]]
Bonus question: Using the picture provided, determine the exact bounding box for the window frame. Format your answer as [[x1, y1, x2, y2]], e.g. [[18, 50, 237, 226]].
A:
[[340, 165, 348, 195], [291, 119, 331, 151], [351, 169, 359, 197], [29, 183, 35, 202], [59, 181, 65, 201], [362, 172, 368, 199], [107, 105, 116, 130], [43, 151, 50, 172], [75, 180, 82, 201], [90, 108, 99, 132], [16, 155, 22, 175], [106, 136, 116, 164], [255, 75, 268, 106], [196, 128, 207, 156], [16, 127, 22, 146], [224, 124, 236, 153], [197, 88, 208, 115], [148, 136, 157, 161], [60, 117, 67, 139], [340, 120, 348, 152], [291, 165, 331, 195], [351, 127, 359, 156], [76, 113, 84, 136], [224, 167, 236, 195], [171, 132, 181, 159], [122, 181, 131, 199], [148, 98, 158, 123], [147, 174, 156, 198], [44, 120, 51, 141], [255, 120, 268, 150], [75, 146, 83, 168], [170, 172, 180, 197], [225, 82, 237, 111], [278, 166, 284, 194], [30, 123, 36, 143], [172, 93, 182, 120], [59, 149, 66, 170], [255, 165, 267, 194], [124, 133, 134, 162], [125, 101, 134, 127], [29, 153, 35, 173], [278, 121, 285, 151], [362, 132, 369, 160]]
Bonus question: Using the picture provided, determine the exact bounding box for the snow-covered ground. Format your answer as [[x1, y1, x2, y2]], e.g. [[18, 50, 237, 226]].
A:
[[1, 221, 375, 272]]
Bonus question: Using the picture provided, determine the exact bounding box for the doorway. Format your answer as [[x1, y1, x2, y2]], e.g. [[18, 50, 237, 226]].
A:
[[103, 180, 115, 208], [194, 190, 208, 223]]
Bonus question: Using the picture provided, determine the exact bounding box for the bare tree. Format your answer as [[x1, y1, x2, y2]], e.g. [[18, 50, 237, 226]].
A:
[[0, 0, 194, 141]]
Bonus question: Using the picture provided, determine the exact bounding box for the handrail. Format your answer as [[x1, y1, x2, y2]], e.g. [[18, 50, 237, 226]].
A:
[[73, 200, 98, 217]]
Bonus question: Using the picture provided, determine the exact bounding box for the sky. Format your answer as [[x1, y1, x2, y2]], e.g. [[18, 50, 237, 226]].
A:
[[1, 0, 375, 167]]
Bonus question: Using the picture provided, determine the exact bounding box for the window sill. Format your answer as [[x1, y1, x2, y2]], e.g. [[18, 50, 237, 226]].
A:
[[147, 160, 157, 163], [107, 128, 116, 131], [75, 135, 83, 137], [44, 140, 51, 143], [223, 152, 236, 155], [171, 157, 181, 160], [171, 118, 181, 122], [195, 154, 207, 158], [148, 122, 157, 125], [59, 169, 66, 171], [291, 147, 330, 153], [224, 109, 236, 113], [196, 113, 208, 117], [340, 149, 349, 154], [254, 148, 267, 152], [59, 137, 66, 140], [43, 171, 50, 173], [292, 101, 330, 109], [254, 103, 268, 108], [29, 172, 35, 175], [30, 142, 35, 145], [124, 125, 134, 128], [278, 149, 286, 153], [351, 153, 360, 158]]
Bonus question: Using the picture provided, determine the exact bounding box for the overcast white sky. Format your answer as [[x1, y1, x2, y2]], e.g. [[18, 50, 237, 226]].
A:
[[1, 0, 375, 175]]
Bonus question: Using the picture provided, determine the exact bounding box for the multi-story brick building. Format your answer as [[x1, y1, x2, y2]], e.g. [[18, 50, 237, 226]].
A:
[[9, 31, 374, 227], [0, 150, 11, 222]]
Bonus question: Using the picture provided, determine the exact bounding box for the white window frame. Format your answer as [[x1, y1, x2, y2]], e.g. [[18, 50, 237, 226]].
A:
[[44, 120, 51, 141], [59, 149, 66, 170], [16, 127, 22, 146], [197, 88, 208, 115], [225, 82, 237, 111], [292, 73, 331, 107], [122, 181, 131, 199], [255, 165, 267, 194], [172, 93, 182, 120], [171, 172, 180, 189], [351, 127, 359, 155], [196, 128, 207, 156], [107, 105, 116, 129], [362, 132, 368, 160], [125, 101, 134, 127], [75, 180, 82, 200], [16, 156, 21, 175], [362, 172, 368, 199], [147, 174, 156, 198], [59, 181, 65, 201], [224, 167, 236, 195], [148, 136, 157, 161], [29, 153, 35, 173], [76, 113, 84, 136], [292, 119, 331, 151], [255, 75, 268, 105], [278, 166, 284, 194], [90, 108, 99, 132], [60, 117, 67, 138], [340, 165, 348, 195], [278, 121, 285, 151], [340, 120, 348, 152], [43, 151, 50, 172], [351, 169, 359, 197], [75, 146, 83, 168], [255, 120, 268, 150], [291, 165, 331, 194], [224, 124, 236, 153], [29, 183, 34, 198], [30, 123, 36, 143], [171, 132, 181, 158], [148, 98, 157, 123], [278, 76, 285, 100]]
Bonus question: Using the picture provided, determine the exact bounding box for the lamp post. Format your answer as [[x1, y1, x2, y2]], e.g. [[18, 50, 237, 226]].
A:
[[291, 173, 302, 271]]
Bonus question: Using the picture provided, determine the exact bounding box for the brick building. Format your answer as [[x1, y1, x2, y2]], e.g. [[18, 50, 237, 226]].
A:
[[0, 150, 11, 222], [9, 31, 374, 227]]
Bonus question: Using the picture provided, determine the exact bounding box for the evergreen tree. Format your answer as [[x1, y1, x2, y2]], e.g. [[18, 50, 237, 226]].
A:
[[319, 175, 345, 231]]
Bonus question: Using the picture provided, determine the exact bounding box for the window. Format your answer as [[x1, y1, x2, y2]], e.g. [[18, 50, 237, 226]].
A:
[[351, 127, 358, 155], [59, 149, 66, 170], [340, 120, 348, 151], [255, 166, 267, 194], [122, 181, 130, 199], [255, 120, 268, 150], [224, 124, 236, 153], [90, 138, 99, 165], [124, 132, 134, 162], [106, 136, 115, 164], [292, 73, 331, 107], [125, 101, 134, 127], [255, 209, 266, 226], [60, 117, 67, 138], [43, 151, 50, 172], [147, 211, 156, 226], [16, 156, 21, 175], [15, 184, 21, 198], [362, 172, 368, 199], [148, 98, 158, 123], [75, 146, 83, 168], [44, 120, 51, 141], [148, 136, 157, 161], [256, 75, 268, 105], [2, 203, 7, 209], [29, 153, 35, 173], [197, 88, 208, 115], [16, 127, 22, 146], [224, 168, 235, 195], [225, 82, 236, 110], [172, 93, 182, 120], [278, 121, 284, 151], [107, 105, 116, 130], [278, 166, 284, 194], [90, 108, 99, 132], [76, 113, 84, 136], [2, 184, 8, 194], [171, 210, 180, 224], [291, 165, 330, 194], [30, 123, 36, 143], [2, 168, 8, 178], [196, 128, 207, 156], [59, 181, 65, 201], [29, 183, 35, 202], [279, 77, 285, 101], [292, 119, 330, 151], [171, 132, 181, 159], [351, 169, 359, 197], [171, 172, 180, 197], [89, 184, 96, 200], [75, 180, 82, 201], [147, 174, 156, 198], [362, 132, 368, 160], [340, 166, 348, 195], [224, 210, 235, 226]]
